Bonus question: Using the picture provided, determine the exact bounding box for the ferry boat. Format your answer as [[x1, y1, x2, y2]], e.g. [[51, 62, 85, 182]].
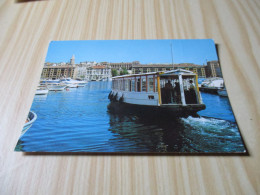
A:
[[108, 69, 206, 117]]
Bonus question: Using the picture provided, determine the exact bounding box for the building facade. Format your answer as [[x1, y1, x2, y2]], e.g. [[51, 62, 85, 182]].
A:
[[205, 61, 223, 77], [75, 65, 111, 81], [41, 55, 76, 79], [132, 63, 207, 78], [41, 66, 76, 79], [109, 61, 140, 70]]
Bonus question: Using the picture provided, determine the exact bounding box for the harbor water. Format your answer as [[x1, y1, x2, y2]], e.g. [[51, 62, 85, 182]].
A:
[[15, 81, 246, 153]]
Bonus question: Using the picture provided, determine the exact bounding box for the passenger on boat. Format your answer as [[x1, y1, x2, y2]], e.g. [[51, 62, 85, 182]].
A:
[[174, 81, 181, 104], [186, 80, 197, 104], [165, 80, 174, 103]]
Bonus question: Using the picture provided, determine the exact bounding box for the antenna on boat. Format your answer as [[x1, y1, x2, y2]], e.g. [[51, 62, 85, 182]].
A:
[[170, 41, 174, 67]]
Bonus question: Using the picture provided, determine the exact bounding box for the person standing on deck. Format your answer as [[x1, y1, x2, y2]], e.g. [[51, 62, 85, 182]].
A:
[[165, 80, 174, 103], [188, 80, 197, 104]]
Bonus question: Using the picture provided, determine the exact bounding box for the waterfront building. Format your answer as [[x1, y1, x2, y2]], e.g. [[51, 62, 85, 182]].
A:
[[76, 65, 111, 81], [132, 63, 207, 78], [109, 61, 140, 70], [41, 55, 76, 79], [205, 61, 223, 78], [174, 63, 207, 78], [41, 66, 76, 79]]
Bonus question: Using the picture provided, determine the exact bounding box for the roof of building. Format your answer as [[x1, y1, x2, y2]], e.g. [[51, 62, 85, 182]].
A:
[[91, 65, 107, 69]]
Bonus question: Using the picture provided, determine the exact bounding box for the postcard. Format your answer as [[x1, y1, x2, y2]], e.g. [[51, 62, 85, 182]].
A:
[[15, 39, 247, 154]]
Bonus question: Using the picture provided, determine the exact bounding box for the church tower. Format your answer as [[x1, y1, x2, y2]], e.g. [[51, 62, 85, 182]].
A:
[[70, 54, 75, 66]]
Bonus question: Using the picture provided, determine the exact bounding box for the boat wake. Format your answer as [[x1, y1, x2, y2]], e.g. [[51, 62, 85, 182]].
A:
[[179, 116, 245, 153]]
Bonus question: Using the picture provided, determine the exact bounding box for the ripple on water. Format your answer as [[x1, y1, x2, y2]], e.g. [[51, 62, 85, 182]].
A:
[[16, 82, 246, 153]]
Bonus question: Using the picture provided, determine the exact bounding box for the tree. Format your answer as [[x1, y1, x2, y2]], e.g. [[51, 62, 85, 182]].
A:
[[120, 68, 129, 75], [111, 69, 118, 77]]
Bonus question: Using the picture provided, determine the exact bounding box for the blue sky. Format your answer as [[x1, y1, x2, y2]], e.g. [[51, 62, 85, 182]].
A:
[[45, 39, 218, 65]]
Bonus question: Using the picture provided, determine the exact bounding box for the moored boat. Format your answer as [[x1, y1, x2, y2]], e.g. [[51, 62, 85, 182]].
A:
[[22, 111, 37, 136], [46, 83, 67, 91], [66, 83, 78, 88], [199, 77, 224, 94], [40, 79, 61, 84], [60, 78, 87, 87], [35, 86, 49, 95], [217, 88, 228, 97], [108, 69, 206, 117]]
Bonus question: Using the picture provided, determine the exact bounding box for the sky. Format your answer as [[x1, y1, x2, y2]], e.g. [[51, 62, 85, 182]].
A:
[[45, 39, 218, 65]]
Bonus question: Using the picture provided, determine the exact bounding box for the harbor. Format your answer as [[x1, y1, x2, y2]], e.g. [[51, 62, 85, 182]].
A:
[[16, 81, 245, 153]]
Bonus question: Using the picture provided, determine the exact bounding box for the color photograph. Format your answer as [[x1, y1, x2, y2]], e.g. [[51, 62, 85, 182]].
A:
[[15, 39, 247, 154]]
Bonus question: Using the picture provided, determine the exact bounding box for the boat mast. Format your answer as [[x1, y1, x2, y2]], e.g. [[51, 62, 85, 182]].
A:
[[170, 42, 174, 67]]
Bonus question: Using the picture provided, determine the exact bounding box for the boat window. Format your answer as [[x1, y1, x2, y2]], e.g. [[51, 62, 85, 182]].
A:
[[155, 77, 158, 92], [142, 78, 146, 92], [137, 78, 141, 92], [125, 79, 129, 91], [148, 77, 153, 92], [129, 80, 132, 91], [131, 79, 135, 92], [113, 80, 116, 89], [121, 80, 124, 91]]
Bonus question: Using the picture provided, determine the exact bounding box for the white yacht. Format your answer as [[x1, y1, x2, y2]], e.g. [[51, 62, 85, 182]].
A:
[[35, 86, 49, 95], [46, 83, 67, 91], [60, 78, 87, 87], [199, 77, 224, 94]]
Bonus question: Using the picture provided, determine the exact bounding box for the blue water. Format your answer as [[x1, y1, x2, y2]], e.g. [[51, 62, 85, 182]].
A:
[[15, 81, 246, 153]]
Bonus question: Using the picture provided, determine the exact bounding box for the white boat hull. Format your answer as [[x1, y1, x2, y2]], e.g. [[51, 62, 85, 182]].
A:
[[47, 85, 66, 91], [35, 89, 49, 95], [108, 90, 206, 116], [66, 83, 78, 88]]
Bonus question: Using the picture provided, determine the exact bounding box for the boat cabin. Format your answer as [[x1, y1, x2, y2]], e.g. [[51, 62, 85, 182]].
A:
[[110, 69, 202, 107]]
